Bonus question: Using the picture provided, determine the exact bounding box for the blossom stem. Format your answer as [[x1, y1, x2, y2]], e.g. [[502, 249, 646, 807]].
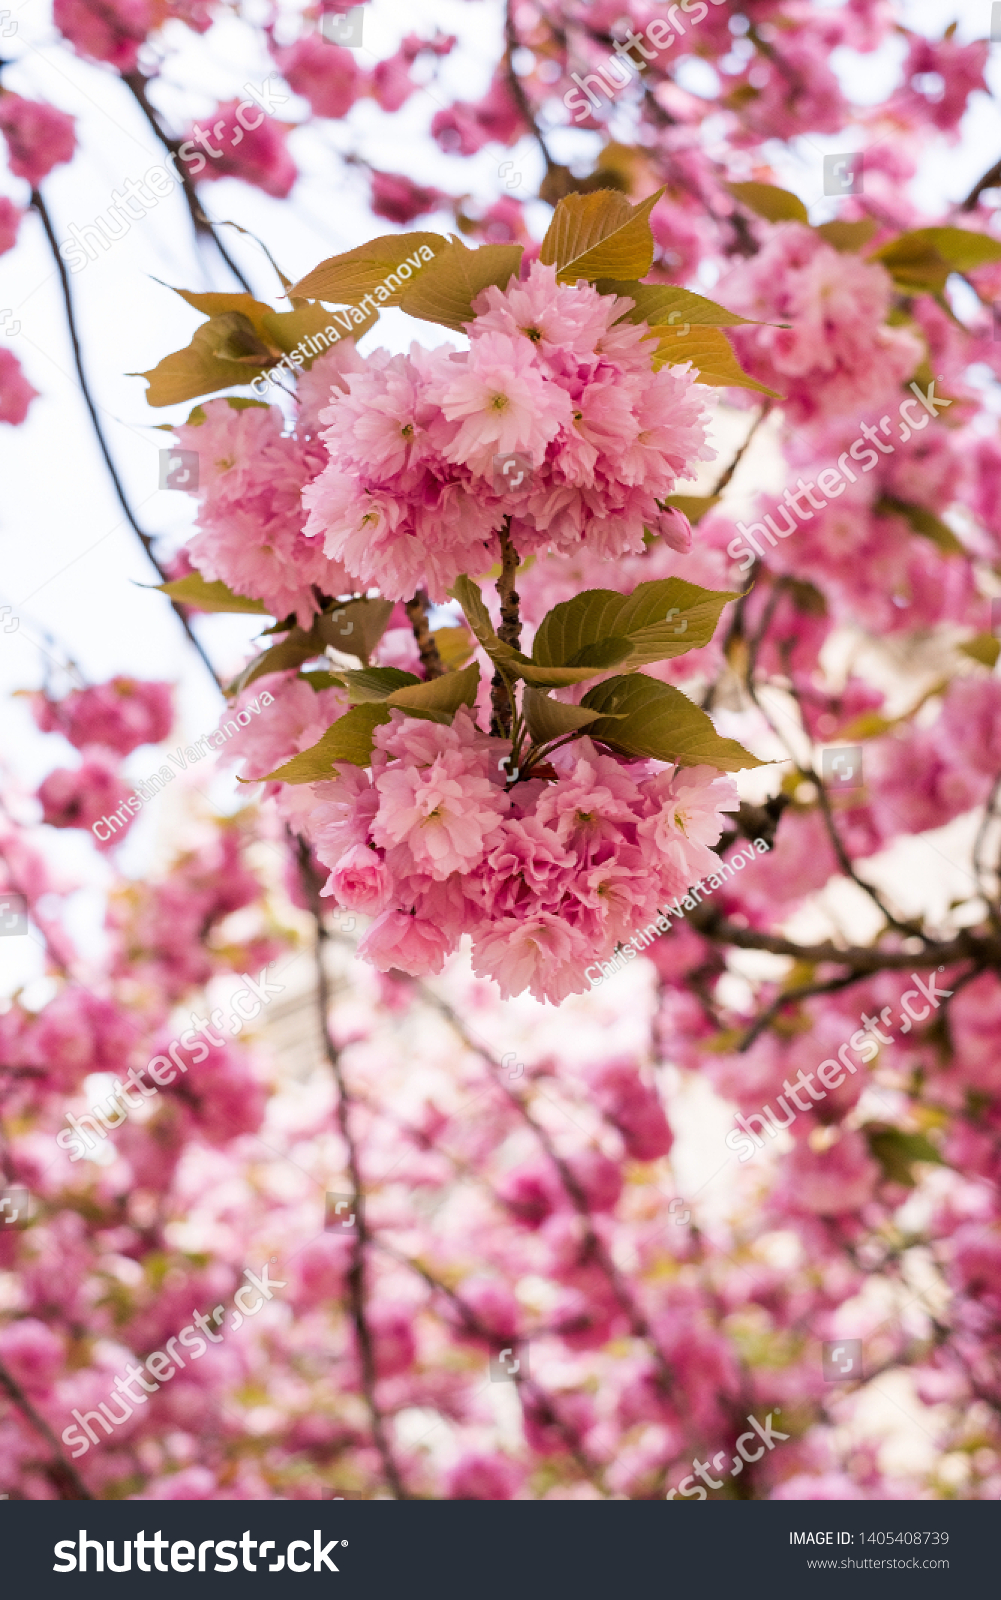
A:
[[490, 523, 522, 738], [404, 591, 445, 679]]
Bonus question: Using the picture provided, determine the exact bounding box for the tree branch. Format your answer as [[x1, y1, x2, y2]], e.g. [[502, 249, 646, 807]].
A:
[[0, 1357, 94, 1499], [122, 72, 254, 294], [404, 592, 445, 680], [296, 840, 407, 1500], [31, 190, 221, 692], [490, 521, 521, 738]]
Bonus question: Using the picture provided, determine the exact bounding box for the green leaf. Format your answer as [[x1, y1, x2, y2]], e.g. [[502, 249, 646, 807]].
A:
[[448, 576, 621, 687], [233, 630, 327, 693], [725, 181, 809, 225], [156, 574, 269, 614], [865, 1124, 944, 1188], [564, 637, 635, 670], [814, 218, 879, 252], [260, 301, 378, 365], [397, 240, 524, 332], [299, 670, 345, 692], [870, 227, 1001, 296], [431, 625, 474, 671], [959, 633, 1001, 669], [288, 233, 446, 304], [599, 281, 763, 329], [532, 579, 739, 671], [875, 497, 965, 556], [579, 674, 766, 770], [539, 189, 664, 284], [133, 314, 274, 407], [339, 666, 422, 703], [386, 661, 481, 721], [253, 704, 392, 784], [315, 598, 396, 666], [522, 688, 611, 745], [650, 325, 783, 397], [662, 494, 721, 526]]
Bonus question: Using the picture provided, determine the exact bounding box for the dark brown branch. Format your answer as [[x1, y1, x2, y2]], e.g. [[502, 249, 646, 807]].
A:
[[31, 190, 222, 693], [0, 1357, 94, 1499], [961, 157, 1001, 212], [122, 72, 253, 293], [690, 901, 1001, 973], [404, 592, 445, 679], [490, 521, 521, 738], [296, 840, 407, 1500], [503, 0, 557, 175]]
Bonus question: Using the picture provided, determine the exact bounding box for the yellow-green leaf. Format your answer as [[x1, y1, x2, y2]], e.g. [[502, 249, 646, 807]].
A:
[[233, 631, 327, 694], [651, 325, 782, 397], [662, 494, 721, 526], [260, 302, 377, 364], [133, 314, 274, 408], [156, 575, 270, 614], [522, 688, 610, 745], [448, 576, 619, 686], [876, 496, 965, 556], [726, 181, 809, 225], [386, 661, 481, 720], [315, 598, 396, 666], [870, 227, 1001, 297], [431, 625, 474, 670], [580, 673, 766, 770], [532, 579, 738, 671], [815, 218, 878, 252], [339, 667, 421, 703], [960, 633, 1001, 669], [600, 281, 762, 328], [288, 233, 446, 304], [398, 240, 523, 332], [865, 1124, 944, 1187], [254, 704, 392, 783], [540, 189, 664, 284]]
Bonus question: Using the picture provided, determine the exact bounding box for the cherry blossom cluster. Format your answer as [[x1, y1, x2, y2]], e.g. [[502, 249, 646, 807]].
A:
[[298, 708, 737, 1004], [302, 263, 712, 601]]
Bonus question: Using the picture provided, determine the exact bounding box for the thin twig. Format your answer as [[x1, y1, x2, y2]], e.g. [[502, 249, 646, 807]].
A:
[[296, 840, 407, 1500], [31, 191, 221, 692], [413, 981, 675, 1391], [122, 72, 254, 293]]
